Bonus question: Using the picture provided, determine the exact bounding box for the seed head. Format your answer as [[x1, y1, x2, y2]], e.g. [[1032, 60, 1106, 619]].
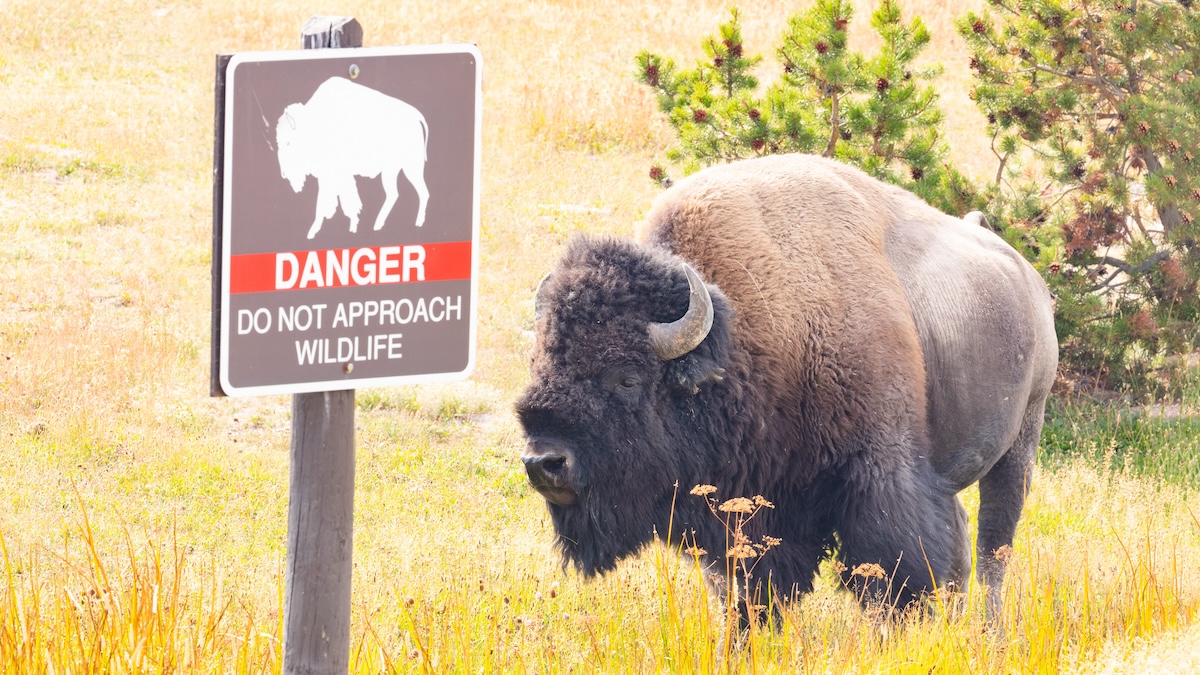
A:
[[719, 497, 755, 513], [851, 563, 887, 580], [727, 544, 757, 559], [690, 484, 717, 496]]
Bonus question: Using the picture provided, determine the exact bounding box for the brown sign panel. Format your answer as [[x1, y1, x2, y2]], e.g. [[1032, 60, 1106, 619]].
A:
[[218, 45, 482, 396]]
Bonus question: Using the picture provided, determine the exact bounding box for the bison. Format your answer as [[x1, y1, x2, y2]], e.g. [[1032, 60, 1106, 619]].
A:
[[276, 76, 430, 239], [517, 154, 1057, 617]]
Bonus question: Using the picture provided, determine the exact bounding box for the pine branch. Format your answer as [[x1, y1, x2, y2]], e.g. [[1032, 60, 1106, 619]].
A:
[[1096, 250, 1172, 277], [824, 91, 841, 157]]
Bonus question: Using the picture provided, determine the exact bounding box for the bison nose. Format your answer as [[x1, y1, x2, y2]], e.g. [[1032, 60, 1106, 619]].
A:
[[522, 445, 578, 506]]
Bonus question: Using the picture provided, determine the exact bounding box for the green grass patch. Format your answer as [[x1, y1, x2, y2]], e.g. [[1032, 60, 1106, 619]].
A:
[[1041, 400, 1200, 488]]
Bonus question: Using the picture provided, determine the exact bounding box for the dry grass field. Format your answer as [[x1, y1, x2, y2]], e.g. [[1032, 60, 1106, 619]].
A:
[[1, 0, 1199, 672]]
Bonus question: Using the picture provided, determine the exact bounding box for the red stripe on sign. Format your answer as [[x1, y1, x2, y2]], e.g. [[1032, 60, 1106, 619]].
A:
[[229, 241, 472, 294]]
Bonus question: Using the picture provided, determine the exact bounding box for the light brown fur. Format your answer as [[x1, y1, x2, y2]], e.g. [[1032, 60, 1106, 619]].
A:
[[637, 154, 1057, 612]]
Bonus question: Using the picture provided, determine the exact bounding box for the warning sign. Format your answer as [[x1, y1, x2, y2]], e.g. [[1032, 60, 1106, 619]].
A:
[[215, 44, 482, 396]]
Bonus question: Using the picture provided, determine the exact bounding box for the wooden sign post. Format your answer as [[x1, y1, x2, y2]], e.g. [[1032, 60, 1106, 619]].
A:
[[286, 20, 360, 675]]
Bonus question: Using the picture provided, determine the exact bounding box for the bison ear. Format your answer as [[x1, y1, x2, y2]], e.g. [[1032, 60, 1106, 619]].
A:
[[663, 288, 733, 395]]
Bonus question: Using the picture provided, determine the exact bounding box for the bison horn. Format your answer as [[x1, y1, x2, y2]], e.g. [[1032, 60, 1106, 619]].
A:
[[649, 263, 713, 361], [533, 272, 554, 323]]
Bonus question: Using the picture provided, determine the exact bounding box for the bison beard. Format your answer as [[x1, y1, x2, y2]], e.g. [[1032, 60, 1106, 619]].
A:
[[517, 154, 1057, 618]]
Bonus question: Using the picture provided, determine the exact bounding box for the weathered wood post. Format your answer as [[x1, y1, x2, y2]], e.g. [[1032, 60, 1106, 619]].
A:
[[284, 17, 362, 675]]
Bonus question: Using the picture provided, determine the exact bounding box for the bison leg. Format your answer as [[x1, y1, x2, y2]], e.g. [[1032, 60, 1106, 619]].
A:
[[399, 159, 429, 228], [976, 399, 1043, 622], [335, 177, 363, 234], [374, 167, 401, 232], [836, 463, 969, 613], [307, 179, 341, 239]]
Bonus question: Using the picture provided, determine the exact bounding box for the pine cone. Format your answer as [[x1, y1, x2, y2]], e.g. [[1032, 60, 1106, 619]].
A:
[[1130, 309, 1158, 341], [1158, 257, 1189, 292], [645, 64, 660, 87]]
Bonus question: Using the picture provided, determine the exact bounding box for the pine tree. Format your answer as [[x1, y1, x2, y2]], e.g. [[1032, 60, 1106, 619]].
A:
[[637, 1, 982, 215], [961, 0, 1200, 393]]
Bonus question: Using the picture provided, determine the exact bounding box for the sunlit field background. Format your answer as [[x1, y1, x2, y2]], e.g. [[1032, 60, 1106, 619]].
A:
[[2, 0, 1199, 672]]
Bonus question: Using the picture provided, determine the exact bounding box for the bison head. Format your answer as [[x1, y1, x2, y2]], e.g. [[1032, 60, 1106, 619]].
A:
[[516, 236, 734, 576], [275, 104, 308, 194]]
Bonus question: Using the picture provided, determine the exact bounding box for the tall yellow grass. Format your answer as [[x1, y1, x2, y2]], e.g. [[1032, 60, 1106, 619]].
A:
[[1, 0, 1197, 672]]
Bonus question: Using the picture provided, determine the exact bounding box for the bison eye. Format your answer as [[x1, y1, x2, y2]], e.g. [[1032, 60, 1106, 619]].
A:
[[602, 368, 643, 394]]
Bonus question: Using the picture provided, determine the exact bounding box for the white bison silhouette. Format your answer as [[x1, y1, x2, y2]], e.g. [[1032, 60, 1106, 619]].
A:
[[276, 76, 429, 239]]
